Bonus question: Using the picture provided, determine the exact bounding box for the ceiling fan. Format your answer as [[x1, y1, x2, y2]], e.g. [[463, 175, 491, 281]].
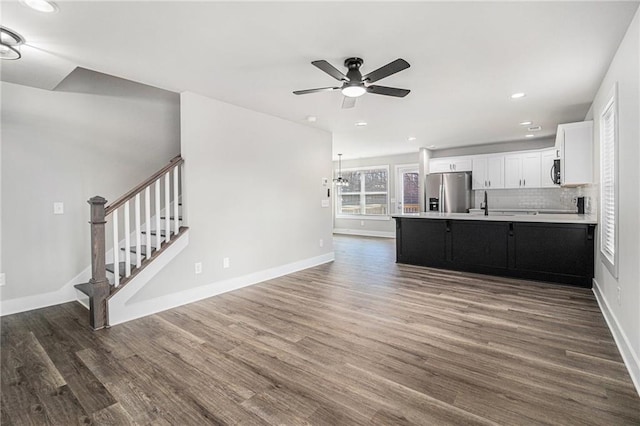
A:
[[293, 57, 410, 109]]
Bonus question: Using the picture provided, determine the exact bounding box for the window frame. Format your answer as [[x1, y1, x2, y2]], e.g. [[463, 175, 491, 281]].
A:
[[335, 165, 390, 219], [599, 82, 619, 279]]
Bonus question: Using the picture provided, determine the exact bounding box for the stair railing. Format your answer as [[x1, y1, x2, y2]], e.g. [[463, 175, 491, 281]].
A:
[[86, 155, 184, 329]]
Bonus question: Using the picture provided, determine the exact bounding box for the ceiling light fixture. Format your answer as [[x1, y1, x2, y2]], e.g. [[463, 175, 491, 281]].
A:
[[333, 154, 349, 187], [519, 121, 532, 126], [525, 134, 535, 138], [528, 126, 542, 131], [407, 137, 417, 141], [511, 92, 526, 99], [342, 85, 366, 98], [306, 115, 317, 122], [0, 27, 25, 60], [428, 145, 437, 149], [355, 121, 367, 127], [19, 0, 58, 13]]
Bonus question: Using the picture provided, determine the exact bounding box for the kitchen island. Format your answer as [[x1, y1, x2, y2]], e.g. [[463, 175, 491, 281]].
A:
[[393, 212, 597, 287]]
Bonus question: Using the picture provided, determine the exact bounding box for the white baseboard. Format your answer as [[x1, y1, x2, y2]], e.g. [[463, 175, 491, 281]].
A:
[[592, 278, 640, 396], [108, 250, 335, 327], [0, 266, 91, 316], [333, 228, 395, 238]]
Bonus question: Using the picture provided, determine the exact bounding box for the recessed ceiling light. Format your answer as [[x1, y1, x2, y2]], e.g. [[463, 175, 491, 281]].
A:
[[511, 92, 526, 99], [20, 0, 58, 13], [528, 126, 542, 132], [525, 134, 535, 138], [0, 27, 25, 60], [407, 137, 417, 141], [355, 121, 367, 127], [428, 145, 437, 149], [519, 121, 532, 126], [306, 115, 317, 122]]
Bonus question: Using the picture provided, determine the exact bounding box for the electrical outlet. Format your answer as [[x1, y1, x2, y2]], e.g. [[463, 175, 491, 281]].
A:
[[194, 262, 202, 274], [322, 177, 328, 186], [53, 202, 64, 215], [0, 273, 5, 287], [319, 239, 324, 248], [223, 257, 230, 269], [617, 286, 621, 305], [321, 199, 329, 208]]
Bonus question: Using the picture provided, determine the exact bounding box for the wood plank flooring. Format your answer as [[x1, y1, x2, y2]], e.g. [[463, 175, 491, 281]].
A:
[[2, 235, 639, 425]]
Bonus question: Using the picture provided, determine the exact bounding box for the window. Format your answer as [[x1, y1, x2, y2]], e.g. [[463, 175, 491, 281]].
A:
[[600, 83, 618, 278], [336, 166, 389, 216], [396, 164, 420, 213]]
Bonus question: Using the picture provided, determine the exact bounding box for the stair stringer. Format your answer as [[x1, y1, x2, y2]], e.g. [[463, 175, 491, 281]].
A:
[[107, 229, 189, 326]]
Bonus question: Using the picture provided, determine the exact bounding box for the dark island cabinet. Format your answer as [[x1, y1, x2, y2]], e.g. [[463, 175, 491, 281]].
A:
[[395, 217, 596, 288]]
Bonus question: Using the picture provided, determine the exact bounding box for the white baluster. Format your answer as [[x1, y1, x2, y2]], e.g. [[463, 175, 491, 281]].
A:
[[145, 186, 151, 261], [112, 210, 120, 287], [124, 200, 131, 278], [135, 193, 141, 268], [173, 166, 179, 235], [155, 179, 161, 250], [165, 171, 171, 243], [180, 162, 185, 226]]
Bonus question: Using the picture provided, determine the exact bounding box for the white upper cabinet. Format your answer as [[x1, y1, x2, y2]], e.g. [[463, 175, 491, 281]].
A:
[[486, 156, 505, 189], [555, 121, 593, 187], [540, 148, 560, 188], [429, 157, 472, 173], [505, 152, 541, 188], [472, 155, 504, 189]]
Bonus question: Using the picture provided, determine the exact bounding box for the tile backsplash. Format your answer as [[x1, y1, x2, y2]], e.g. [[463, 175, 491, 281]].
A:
[[473, 185, 598, 214]]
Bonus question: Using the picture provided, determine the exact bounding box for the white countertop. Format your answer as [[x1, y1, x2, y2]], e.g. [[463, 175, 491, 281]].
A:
[[392, 212, 598, 224], [468, 208, 577, 214]]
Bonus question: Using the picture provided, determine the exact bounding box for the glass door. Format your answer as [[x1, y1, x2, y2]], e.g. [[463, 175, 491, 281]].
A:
[[396, 165, 420, 213]]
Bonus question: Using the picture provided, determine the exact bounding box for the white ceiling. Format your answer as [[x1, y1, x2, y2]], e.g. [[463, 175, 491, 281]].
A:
[[1, 1, 638, 159]]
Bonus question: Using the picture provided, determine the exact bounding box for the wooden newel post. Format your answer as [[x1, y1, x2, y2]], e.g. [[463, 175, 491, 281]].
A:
[[88, 196, 110, 330]]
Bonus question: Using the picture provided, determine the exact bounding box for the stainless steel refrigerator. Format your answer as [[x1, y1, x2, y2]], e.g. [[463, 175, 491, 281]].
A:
[[426, 172, 472, 213]]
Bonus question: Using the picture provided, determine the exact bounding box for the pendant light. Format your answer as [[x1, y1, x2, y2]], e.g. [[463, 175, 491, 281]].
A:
[[333, 153, 349, 187]]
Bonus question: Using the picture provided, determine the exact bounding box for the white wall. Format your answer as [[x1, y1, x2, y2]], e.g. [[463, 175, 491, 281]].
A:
[[128, 92, 333, 304], [0, 78, 180, 308], [588, 9, 640, 392], [333, 152, 418, 237]]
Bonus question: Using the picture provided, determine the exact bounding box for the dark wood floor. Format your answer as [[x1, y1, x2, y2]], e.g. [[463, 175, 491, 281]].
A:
[[2, 235, 639, 425]]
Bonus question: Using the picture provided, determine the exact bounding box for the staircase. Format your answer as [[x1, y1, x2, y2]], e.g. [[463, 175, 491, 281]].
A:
[[75, 156, 188, 330]]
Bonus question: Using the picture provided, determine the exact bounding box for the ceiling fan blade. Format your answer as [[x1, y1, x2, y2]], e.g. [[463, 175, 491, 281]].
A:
[[342, 96, 356, 109], [293, 87, 340, 95], [362, 59, 410, 83], [312, 60, 349, 81], [366, 85, 410, 97]]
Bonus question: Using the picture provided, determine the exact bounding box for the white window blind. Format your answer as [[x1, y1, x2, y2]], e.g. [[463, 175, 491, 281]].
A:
[[600, 88, 617, 275]]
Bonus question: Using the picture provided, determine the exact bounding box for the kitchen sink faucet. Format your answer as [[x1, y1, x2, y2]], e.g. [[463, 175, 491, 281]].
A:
[[482, 191, 489, 216]]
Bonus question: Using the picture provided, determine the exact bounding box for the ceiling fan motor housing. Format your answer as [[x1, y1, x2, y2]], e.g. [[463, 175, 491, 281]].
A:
[[344, 57, 364, 83]]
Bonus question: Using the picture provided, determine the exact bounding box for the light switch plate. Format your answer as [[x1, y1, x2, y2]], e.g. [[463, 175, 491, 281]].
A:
[[321, 199, 330, 208], [322, 177, 329, 186], [53, 202, 64, 215]]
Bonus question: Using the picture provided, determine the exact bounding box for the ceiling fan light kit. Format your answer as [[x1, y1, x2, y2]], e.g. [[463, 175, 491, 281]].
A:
[[294, 57, 410, 108]]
